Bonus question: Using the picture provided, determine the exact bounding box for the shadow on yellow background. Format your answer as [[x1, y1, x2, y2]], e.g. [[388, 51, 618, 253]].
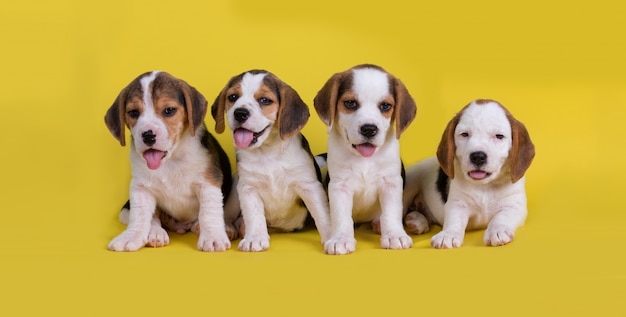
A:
[[1, 1, 624, 316]]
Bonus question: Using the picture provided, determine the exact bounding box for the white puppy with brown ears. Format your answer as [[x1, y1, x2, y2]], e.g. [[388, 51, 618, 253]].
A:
[[105, 71, 233, 252], [403, 99, 535, 248], [314, 64, 417, 255], [211, 70, 331, 252]]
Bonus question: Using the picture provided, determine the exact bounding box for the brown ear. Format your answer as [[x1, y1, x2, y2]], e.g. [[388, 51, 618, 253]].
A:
[[436, 113, 461, 179], [276, 78, 310, 140], [392, 77, 417, 138], [508, 114, 535, 183], [179, 80, 208, 137], [104, 87, 128, 146], [313, 72, 344, 128], [210, 83, 228, 134]]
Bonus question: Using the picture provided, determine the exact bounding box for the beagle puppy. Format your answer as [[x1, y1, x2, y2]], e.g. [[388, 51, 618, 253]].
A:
[[403, 99, 535, 248], [211, 70, 331, 252], [314, 64, 417, 255], [104, 71, 233, 252]]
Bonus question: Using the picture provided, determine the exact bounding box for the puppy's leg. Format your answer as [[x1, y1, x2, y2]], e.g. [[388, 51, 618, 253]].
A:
[[107, 188, 155, 251], [324, 183, 356, 255], [431, 203, 468, 249], [405, 210, 431, 235], [484, 206, 527, 246], [223, 176, 241, 240], [294, 181, 332, 244], [147, 209, 169, 247], [379, 176, 413, 250], [237, 184, 270, 252], [196, 184, 231, 252]]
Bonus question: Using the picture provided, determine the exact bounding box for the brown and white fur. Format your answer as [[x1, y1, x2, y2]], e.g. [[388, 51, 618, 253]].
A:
[[314, 64, 417, 255], [403, 99, 535, 248], [212, 70, 331, 252], [105, 71, 233, 252]]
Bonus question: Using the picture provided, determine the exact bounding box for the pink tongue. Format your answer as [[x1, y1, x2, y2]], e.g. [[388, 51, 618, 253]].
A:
[[355, 143, 376, 157], [233, 128, 254, 148], [470, 171, 488, 180], [143, 149, 166, 170]]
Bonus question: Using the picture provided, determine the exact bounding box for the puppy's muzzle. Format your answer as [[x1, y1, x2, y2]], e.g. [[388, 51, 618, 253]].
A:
[[359, 124, 378, 138], [142, 130, 156, 146], [470, 151, 487, 167], [234, 108, 250, 123]]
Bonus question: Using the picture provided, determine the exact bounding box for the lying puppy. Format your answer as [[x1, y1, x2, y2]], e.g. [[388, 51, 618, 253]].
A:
[[105, 71, 233, 252], [403, 99, 535, 248], [314, 64, 417, 255], [211, 70, 331, 252]]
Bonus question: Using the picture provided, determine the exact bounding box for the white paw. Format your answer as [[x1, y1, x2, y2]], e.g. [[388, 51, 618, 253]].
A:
[[107, 230, 147, 251], [405, 211, 431, 235], [484, 225, 515, 246], [324, 236, 357, 255], [431, 230, 464, 249], [146, 225, 169, 248], [238, 234, 270, 252], [198, 231, 231, 252], [380, 233, 413, 249]]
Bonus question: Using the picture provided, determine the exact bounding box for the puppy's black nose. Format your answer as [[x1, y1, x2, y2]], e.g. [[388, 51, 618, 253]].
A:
[[470, 151, 487, 166], [360, 124, 378, 138], [234, 108, 250, 123], [142, 130, 156, 146]]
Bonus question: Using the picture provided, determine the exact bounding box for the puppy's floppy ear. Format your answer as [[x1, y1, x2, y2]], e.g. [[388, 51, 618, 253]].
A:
[[507, 113, 535, 183], [104, 87, 128, 146], [275, 77, 310, 140], [210, 83, 228, 134], [314, 72, 344, 129], [179, 80, 208, 137], [436, 112, 462, 179], [392, 76, 417, 138]]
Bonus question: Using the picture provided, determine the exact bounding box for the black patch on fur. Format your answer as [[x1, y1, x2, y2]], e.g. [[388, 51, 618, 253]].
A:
[[200, 124, 233, 202], [401, 160, 406, 189], [300, 134, 323, 183], [436, 167, 450, 203]]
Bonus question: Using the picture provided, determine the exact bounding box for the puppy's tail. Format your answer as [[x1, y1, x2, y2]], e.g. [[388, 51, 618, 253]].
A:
[[118, 200, 130, 225], [314, 153, 328, 168]]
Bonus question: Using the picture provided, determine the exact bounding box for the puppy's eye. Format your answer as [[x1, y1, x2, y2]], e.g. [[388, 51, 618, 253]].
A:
[[344, 100, 358, 110], [460, 132, 469, 138], [163, 107, 177, 117], [127, 110, 140, 119], [380, 102, 392, 112], [227, 94, 238, 102], [495, 134, 505, 140], [258, 97, 272, 106]]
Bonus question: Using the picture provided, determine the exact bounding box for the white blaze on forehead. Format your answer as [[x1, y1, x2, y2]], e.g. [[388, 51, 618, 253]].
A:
[[140, 71, 161, 112], [351, 68, 390, 103], [458, 101, 511, 135], [238, 72, 267, 103]]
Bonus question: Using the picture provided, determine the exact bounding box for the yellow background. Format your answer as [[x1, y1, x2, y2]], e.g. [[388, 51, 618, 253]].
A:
[[1, 1, 624, 315]]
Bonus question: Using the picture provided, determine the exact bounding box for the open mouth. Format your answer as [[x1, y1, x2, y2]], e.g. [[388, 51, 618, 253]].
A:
[[143, 149, 168, 170], [352, 142, 377, 157], [233, 126, 269, 148], [468, 170, 491, 180]]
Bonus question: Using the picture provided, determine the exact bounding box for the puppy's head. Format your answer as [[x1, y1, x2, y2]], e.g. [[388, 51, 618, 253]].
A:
[[211, 70, 310, 149], [314, 64, 416, 158], [104, 71, 207, 170], [437, 99, 535, 184]]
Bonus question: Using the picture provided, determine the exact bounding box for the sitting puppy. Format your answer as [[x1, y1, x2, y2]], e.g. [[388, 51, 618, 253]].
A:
[[211, 70, 331, 252], [314, 64, 417, 255], [403, 99, 535, 248], [105, 71, 233, 252]]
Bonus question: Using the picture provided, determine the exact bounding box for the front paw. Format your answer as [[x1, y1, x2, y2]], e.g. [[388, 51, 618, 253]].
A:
[[484, 225, 515, 246], [198, 231, 231, 252], [324, 236, 356, 255], [238, 234, 270, 252], [107, 231, 147, 251], [147, 225, 169, 247], [380, 233, 413, 249], [431, 230, 464, 249]]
